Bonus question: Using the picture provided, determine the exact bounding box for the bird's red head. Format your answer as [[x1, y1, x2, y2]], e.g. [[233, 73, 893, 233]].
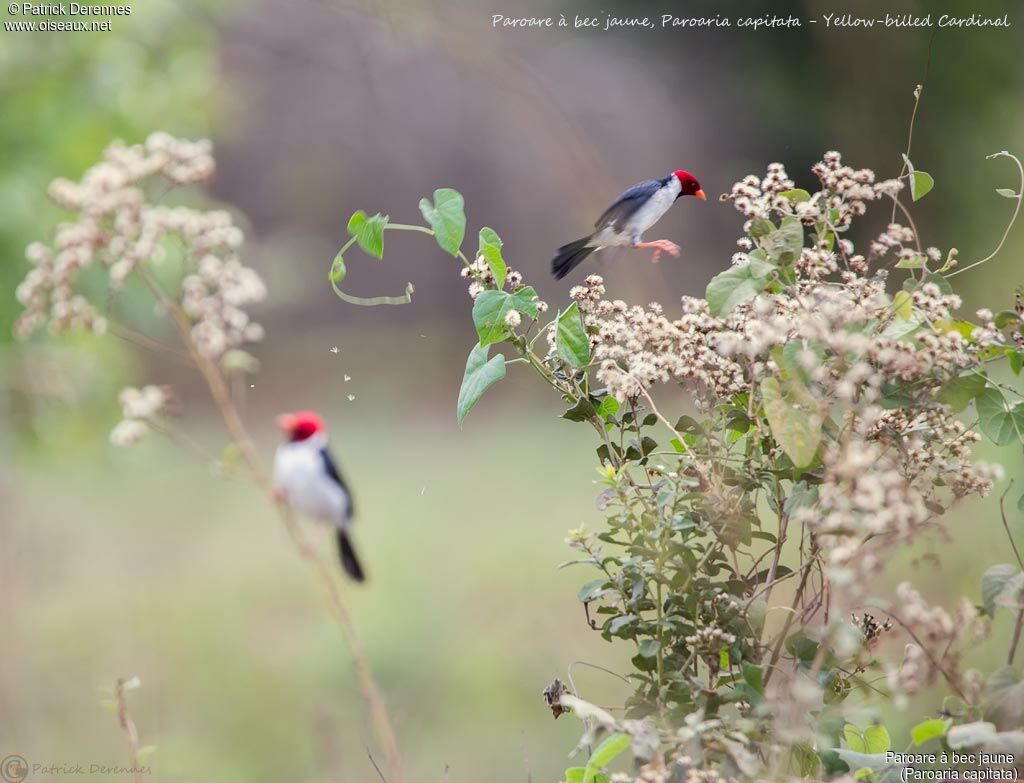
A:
[[276, 410, 326, 442], [673, 170, 707, 201]]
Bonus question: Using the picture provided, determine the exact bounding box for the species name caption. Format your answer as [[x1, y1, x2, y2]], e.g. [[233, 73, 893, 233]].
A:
[[491, 13, 1011, 31], [885, 751, 1019, 782]]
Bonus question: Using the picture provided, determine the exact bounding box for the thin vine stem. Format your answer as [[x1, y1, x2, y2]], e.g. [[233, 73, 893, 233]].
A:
[[946, 151, 1024, 278]]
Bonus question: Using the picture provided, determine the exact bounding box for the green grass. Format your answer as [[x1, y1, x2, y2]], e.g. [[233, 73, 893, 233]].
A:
[[3, 414, 631, 782]]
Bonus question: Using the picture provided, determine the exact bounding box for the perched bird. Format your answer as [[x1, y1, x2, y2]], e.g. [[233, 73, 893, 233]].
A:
[[551, 170, 706, 280], [274, 410, 365, 581]]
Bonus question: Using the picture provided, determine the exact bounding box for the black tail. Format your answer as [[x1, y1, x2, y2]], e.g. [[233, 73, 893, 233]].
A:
[[551, 237, 596, 280], [337, 529, 366, 582]]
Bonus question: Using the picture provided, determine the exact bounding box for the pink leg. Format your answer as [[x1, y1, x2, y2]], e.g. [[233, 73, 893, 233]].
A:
[[634, 239, 681, 264]]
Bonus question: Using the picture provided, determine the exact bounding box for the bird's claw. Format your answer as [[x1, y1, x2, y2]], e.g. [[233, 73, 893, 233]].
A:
[[649, 240, 680, 264]]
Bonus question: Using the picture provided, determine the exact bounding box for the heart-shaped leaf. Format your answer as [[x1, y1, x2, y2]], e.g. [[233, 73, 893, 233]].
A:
[[706, 265, 767, 316], [346, 210, 388, 259], [472, 286, 540, 346], [761, 377, 822, 469], [457, 343, 506, 425], [419, 188, 466, 256], [975, 387, 1024, 445]]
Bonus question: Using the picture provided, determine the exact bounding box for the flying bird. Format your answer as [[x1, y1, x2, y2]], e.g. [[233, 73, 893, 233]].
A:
[[551, 170, 706, 280], [274, 410, 365, 581]]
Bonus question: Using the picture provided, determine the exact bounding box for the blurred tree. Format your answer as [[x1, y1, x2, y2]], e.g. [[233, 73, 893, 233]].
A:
[[0, 0, 228, 447]]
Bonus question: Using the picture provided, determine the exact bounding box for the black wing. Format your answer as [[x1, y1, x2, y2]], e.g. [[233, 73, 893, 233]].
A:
[[595, 178, 666, 230], [320, 447, 354, 519]]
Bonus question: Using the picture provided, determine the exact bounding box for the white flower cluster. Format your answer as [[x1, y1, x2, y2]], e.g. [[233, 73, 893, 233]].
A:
[[885, 583, 987, 697], [725, 153, 902, 235], [797, 442, 929, 577], [684, 625, 737, 651], [109, 384, 170, 447], [182, 253, 266, 358], [568, 275, 745, 403], [552, 155, 1006, 636], [15, 134, 266, 360]]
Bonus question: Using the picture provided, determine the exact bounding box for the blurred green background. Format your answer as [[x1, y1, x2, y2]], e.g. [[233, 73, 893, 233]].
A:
[[1, 0, 1022, 780]]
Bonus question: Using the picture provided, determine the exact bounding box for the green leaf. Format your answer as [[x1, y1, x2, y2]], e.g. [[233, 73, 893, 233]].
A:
[[419, 188, 466, 256], [892, 290, 913, 320], [742, 663, 764, 695], [780, 188, 811, 203], [844, 724, 867, 754], [472, 286, 541, 346], [863, 726, 891, 754], [922, 272, 953, 295], [578, 579, 609, 602], [748, 218, 774, 239], [760, 377, 822, 469], [477, 227, 507, 289], [911, 718, 950, 746], [746, 248, 775, 278], [895, 255, 926, 269], [583, 732, 630, 783], [902, 155, 934, 201], [785, 633, 819, 663], [765, 215, 804, 262], [910, 170, 934, 201], [706, 265, 766, 316], [996, 188, 1019, 199], [937, 372, 987, 412], [789, 743, 822, 778], [597, 396, 620, 421], [975, 387, 1024, 445], [456, 343, 506, 425], [995, 311, 1022, 329], [981, 564, 1024, 616], [346, 210, 388, 259], [330, 252, 346, 282], [638, 639, 661, 658], [607, 615, 639, 635], [562, 396, 597, 422], [1010, 349, 1024, 376], [556, 302, 591, 368]]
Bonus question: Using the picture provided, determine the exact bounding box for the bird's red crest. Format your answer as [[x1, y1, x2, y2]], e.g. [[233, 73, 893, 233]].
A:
[[673, 170, 706, 200], [277, 410, 326, 441]]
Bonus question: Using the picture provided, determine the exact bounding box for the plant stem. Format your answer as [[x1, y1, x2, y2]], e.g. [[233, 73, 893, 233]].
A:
[[386, 223, 434, 235], [947, 151, 1024, 278], [997, 484, 1024, 666], [114, 678, 144, 783], [762, 545, 818, 687]]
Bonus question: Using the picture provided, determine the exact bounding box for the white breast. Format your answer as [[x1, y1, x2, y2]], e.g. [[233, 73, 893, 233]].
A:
[[273, 435, 351, 525], [627, 181, 679, 236], [593, 177, 681, 247]]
